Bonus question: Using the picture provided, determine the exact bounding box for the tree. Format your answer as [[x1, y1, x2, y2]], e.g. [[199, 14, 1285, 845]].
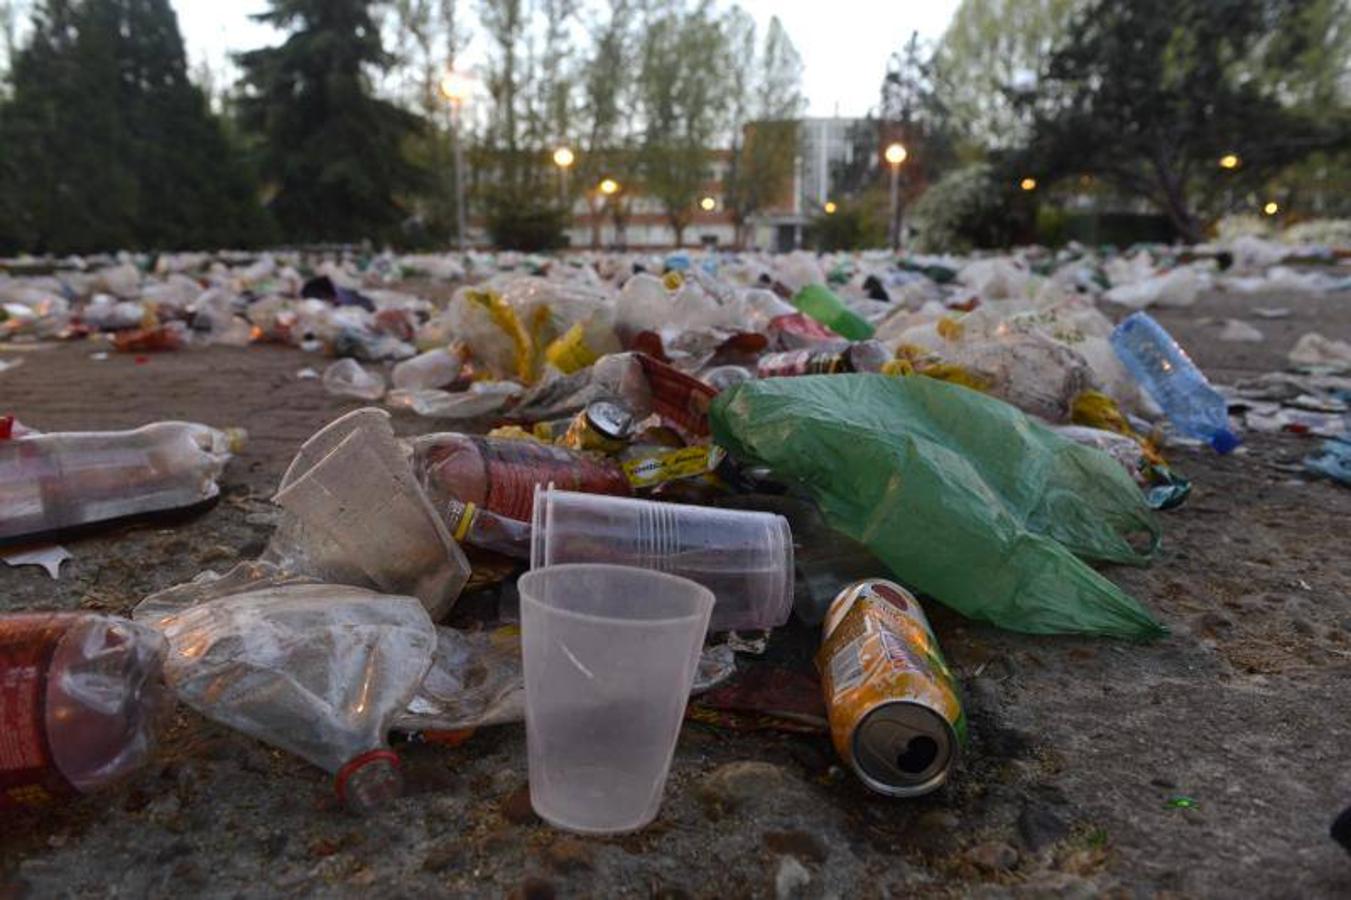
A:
[[636, 0, 730, 248], [576, 0, 635, 247], [237, 0, 425, 244], [933, 0, 1079, 150], [0, 0, 269, 254], [1019, 0, 1348, 241], [723, 15, 804, 248]]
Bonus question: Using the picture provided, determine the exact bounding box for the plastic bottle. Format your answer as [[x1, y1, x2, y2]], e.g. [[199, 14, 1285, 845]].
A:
[[1110, 311, 1240, 453], [412, 433, 632, 523], [0, 613, 168, 810], [143, 585, 435, 815], [771, 256, 874, 341], [0, 422, 245, 542]]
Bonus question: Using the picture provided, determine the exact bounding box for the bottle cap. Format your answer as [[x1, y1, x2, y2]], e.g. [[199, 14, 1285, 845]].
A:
[[1210, 429, 1241, 455], [334, 749, 401, 808]]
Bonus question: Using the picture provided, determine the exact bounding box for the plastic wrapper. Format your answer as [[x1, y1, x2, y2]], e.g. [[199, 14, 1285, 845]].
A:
[[394, 627, 737, 734], [711, 375, 1165, 639]]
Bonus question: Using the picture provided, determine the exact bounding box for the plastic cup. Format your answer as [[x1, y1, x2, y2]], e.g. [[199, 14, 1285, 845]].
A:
[[274, 426, 469, 620], [531, 486, 793, 633], [519, 564, 714, 833]]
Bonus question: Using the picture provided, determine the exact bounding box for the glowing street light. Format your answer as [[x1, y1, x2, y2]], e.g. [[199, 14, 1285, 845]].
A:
[[1263, 201, 1279, 216], [1020, 177, 1038, 192], [439, 71, 473, 104], [884, 142, 908, 251], [699, 196, 716, 212], [1219, 153, 1240, 170], [824, 201, 838, 215], [599, 178, 620, 196]]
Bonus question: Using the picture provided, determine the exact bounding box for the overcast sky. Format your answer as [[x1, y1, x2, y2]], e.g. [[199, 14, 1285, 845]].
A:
[[174, 0, 961, 118]]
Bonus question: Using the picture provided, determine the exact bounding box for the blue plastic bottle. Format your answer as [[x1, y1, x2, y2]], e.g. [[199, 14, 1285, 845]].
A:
[[1110, 311, 1240, 454]]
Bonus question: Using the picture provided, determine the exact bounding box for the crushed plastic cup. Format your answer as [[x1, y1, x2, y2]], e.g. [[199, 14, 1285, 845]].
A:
[[273, 422, 468, 620], [519, 564, 714, 834], [323, 358, 386, 400], [531, 486, 793, 633]]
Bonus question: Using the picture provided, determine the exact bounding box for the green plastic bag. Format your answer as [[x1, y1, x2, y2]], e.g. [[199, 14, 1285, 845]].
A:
[[711, 375, 1167, 639]]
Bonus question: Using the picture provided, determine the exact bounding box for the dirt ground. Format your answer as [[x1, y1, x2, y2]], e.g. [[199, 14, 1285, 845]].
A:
[[1, 285, 1349, 899]]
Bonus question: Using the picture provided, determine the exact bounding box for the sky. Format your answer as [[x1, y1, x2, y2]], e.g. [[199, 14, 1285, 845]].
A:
[[174, 0, 961, 118]]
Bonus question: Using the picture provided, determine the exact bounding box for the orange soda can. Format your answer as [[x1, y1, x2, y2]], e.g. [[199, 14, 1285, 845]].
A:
[[816, 579, 966, 797]]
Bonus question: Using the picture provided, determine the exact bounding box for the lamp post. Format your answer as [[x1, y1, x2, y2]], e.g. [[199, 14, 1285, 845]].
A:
[[824, 200, 838, 215], [1219, 153, 1240, 214], [885, 141, 908, 252], [552, 146, 574, 207], [440, 70, 473, 253], [599, 178, 622, 249]]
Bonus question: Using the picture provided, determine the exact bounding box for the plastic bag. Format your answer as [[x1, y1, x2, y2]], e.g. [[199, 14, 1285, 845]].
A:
[[711, 375, 1165, 639]]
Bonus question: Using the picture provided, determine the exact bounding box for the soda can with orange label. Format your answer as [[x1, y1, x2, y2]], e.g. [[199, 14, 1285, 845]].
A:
[[816, 579, 965, 797]]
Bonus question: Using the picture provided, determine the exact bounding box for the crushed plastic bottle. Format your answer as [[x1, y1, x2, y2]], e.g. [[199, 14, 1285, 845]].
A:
[[1110, 311, 1240, 453], [0, 613, 168, 809], [0, 422, 245, 542], [142, 584, 436, 814]]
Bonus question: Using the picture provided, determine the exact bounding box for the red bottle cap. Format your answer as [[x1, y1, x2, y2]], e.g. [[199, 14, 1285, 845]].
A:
[[333, 749, 401, 807]]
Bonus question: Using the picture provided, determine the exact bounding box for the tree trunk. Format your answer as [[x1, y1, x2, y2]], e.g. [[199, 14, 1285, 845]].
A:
[[672, 222, 684, 248]]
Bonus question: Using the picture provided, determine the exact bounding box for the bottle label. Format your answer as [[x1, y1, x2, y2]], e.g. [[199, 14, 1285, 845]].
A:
[[0, 614, 77, 809], [476, 438, 630, 522]]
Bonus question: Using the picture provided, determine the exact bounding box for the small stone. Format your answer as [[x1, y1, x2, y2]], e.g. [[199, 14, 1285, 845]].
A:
[[773, 856, 812, 900], [697, 761, 789, 818], [967, 841, 1019, 873], [762, 830, 828, 865], [543, 837, 594, 873], [509, 876, 558, 900], [1149, 776, 1177, 789], [422, 842, 465, 874], [1017, 801, 1070, 852], [501, 784, 540, 825]]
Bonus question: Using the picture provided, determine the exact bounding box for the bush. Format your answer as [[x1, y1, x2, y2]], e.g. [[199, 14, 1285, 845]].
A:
[[483, 184, 569, 252], [907, 164, 1030, 252]]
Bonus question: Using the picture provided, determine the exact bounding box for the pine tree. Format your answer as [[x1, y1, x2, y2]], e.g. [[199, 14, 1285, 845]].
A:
[[237, 0, 427, 244], [0, 0, 270, 254]]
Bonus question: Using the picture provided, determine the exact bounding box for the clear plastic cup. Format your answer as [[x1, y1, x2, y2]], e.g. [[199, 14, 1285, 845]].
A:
[[519, 564, 714, 833], [531, 486, 794, 633], [273, 426, 469, 620]]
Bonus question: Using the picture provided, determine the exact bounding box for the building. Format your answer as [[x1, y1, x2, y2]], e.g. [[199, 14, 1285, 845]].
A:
[[560, 118, 868, 251], [797, 117, 867, 213]]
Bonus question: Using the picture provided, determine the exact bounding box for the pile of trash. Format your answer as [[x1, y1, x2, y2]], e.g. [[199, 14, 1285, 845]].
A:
[[2, 232, 1348, 831]]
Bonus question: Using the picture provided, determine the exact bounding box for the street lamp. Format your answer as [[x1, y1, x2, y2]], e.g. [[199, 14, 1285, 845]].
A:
[[884, 142, 908, 252], [1263, 201, 1279, 216], [552, 146, 574, 207], [699, 196, 716, 212], [824, 201, 838, 215], [1020, 177, 1037, 192], [1219, 153, 1240, 170], [599, 178, 619, 196], [439, 70, 475, 253]]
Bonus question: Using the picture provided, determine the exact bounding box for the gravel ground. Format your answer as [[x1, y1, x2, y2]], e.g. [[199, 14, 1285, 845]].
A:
[[1, 285, 1349, 899]]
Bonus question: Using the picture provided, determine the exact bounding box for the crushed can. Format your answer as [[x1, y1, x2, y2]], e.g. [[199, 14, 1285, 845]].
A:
[[816, 579, 965, 797]]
